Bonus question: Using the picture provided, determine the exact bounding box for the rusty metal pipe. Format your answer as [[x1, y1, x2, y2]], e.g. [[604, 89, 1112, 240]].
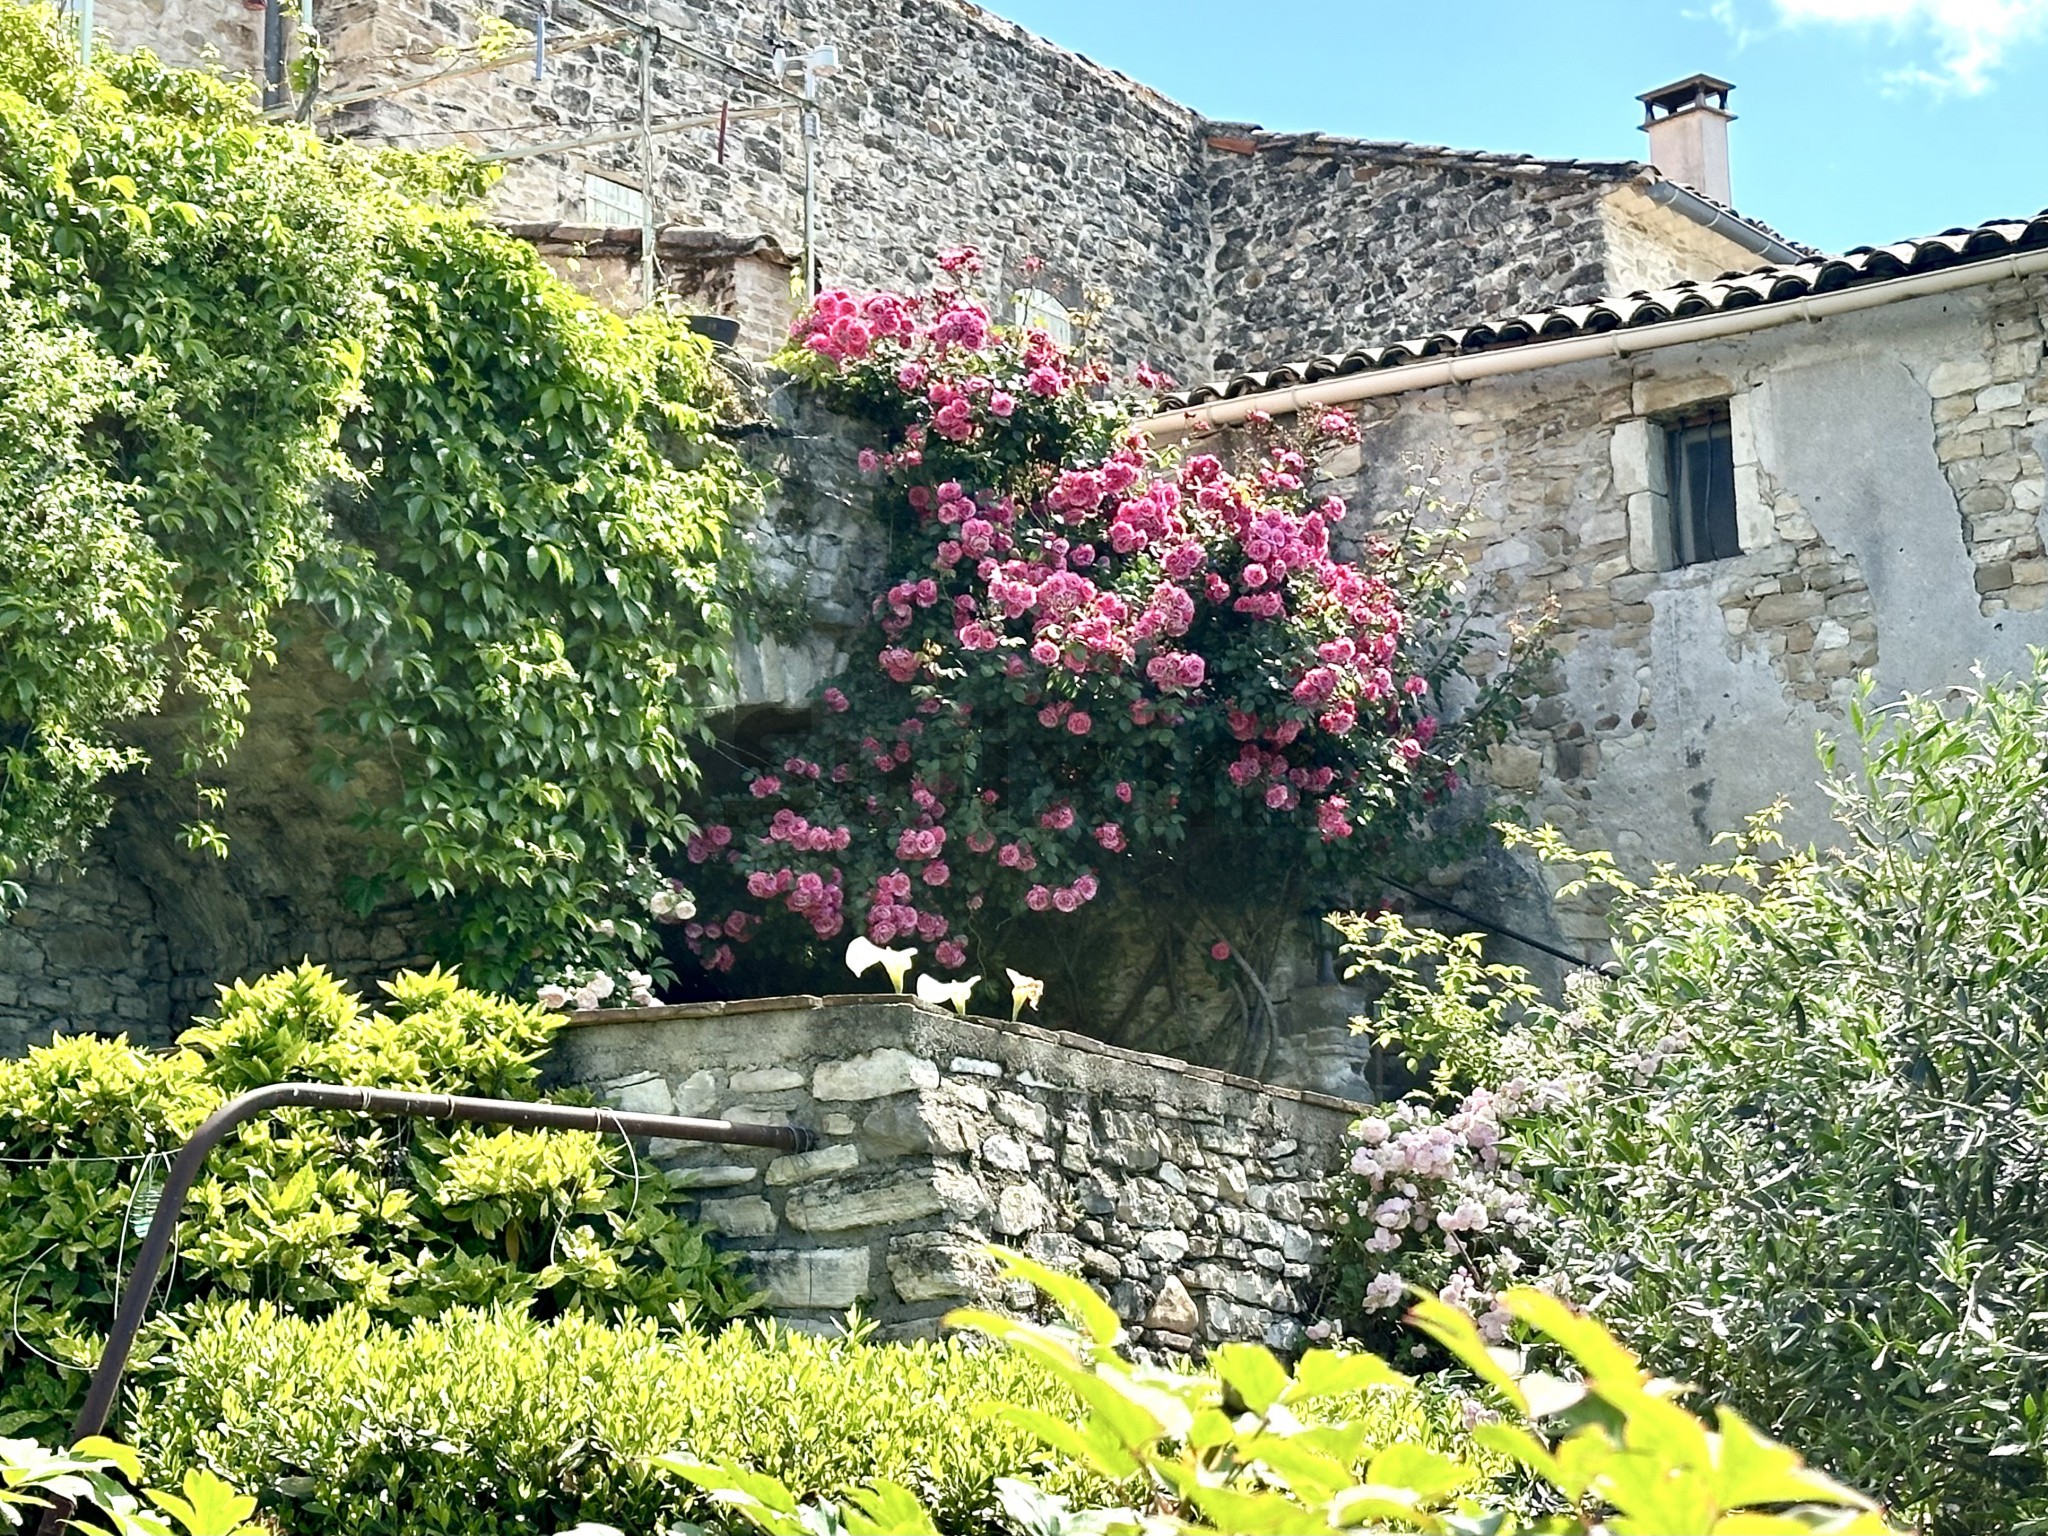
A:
[[34, 1081, 811, 1535]]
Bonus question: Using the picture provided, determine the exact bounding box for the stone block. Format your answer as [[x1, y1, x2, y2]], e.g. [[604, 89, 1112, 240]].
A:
[[948, 1056, 1002, 1077], [1974, 561, 2016, 594], [1143, 1276, 1200, 1335], [993, 1182, 1054, 1235], [1137, 1229, 1191, 1266], [993, 1094, 1050, 1139], [754, 1248, 871, 1310], [1608, 419, 1655, 497], [1627, 490, 1672, 573], [980, 1133, 1032, 1173], [700, 1196, 777, 1238], [664, 1163, 760, 1190], [1485, 744, 1544, 792], [1632, 374, 1732, 418], [784, 1171, 948, 1232], [813, 1048, 941, 1101], [887, 1233, 998, 1303], [1751, 591, 1826, 626], [1928, 357, 1994, 397], [730, 1067, 806, 1094], [604, 1073, 672, 1116], [766, 1143, 860, 1186], [673, 1070, 720, 1117]]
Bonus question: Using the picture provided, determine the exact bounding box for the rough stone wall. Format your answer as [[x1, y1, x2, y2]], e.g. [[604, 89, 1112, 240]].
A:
[[0, 651, 434, 1055], [1598, 184, 1774, 296], [1308, 272, 2048, 959], [1203, 133, 1629, 376], [304, 0, 1219, 376], [95, 0, 262, 78], [1928, 281, 2048, 613], [91, 0, 1768, 385], [550, 995, 1357, 1349]]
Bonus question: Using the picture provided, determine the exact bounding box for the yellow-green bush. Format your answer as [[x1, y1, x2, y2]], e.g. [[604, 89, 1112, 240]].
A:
[[134, 1303, 1127, 1535], [0, 964, 747, 1443]]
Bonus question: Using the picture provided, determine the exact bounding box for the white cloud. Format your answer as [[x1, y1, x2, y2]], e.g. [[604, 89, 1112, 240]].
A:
[[1771, 0, 2048, 91]]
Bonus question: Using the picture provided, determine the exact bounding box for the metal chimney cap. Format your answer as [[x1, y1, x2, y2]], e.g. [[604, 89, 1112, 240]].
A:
[[1638, 73, 1736, 123]]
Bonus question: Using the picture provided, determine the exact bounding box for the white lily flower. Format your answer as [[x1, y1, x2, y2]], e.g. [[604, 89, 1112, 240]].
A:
[[916, 972, 981, 1016], [846, 935, 917, 993], [1005, 967, 1044, 1021]]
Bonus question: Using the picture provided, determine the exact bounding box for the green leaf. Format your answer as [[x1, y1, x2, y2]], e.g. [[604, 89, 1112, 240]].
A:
[[1212, 1342, 1291, 1414]]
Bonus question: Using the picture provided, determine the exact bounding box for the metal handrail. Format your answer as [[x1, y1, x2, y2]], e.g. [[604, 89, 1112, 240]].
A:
[[33, 1080, 813, 1535]]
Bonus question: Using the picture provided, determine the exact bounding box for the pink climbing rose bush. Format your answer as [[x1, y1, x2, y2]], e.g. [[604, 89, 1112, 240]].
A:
[[674, 257, 1530, 986]]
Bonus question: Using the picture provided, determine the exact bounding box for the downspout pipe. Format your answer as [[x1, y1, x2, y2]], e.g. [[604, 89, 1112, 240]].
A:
[[260, 0, 286, 111], [1141, 247, 2048, 440], [32, 1082, 814, 1536]]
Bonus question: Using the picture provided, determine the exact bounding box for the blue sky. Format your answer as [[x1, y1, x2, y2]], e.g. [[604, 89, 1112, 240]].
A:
[[983, 0, 2048, 257]]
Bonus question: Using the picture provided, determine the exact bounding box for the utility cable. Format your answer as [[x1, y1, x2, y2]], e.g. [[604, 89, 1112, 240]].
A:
[[1372, 872, 1616, 974]]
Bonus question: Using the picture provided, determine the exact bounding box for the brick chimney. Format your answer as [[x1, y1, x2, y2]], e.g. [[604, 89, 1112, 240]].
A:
[[1639, 74, 1735, 205]]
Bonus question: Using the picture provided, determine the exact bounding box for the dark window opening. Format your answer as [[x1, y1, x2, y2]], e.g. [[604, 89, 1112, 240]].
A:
[[1663, 404, 1740, 567]]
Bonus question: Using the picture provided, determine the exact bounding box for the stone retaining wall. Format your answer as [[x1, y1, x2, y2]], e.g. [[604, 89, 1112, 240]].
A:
[[547, 995, 1363, 1351]]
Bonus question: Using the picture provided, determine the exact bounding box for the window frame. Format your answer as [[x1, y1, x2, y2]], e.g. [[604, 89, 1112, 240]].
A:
[[580, 170, 648, 230], [1661, 402, 1741, 569]]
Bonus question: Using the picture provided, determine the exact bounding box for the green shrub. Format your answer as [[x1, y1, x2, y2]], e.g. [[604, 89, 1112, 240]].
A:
[[1345, 659, 2048, 1534], [0, 964, 747, 1443], [0, 2, 752, 977], [132, 1302, 1135, 1535], [670, 1247, 1900, 1535], [2, 1435, 261, 1535]]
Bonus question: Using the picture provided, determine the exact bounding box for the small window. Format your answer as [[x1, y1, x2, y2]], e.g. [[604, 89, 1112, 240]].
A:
[[1012, 286, 1073, 347], [582, 171, 647, 229], [1663, 403, 1740, 566]]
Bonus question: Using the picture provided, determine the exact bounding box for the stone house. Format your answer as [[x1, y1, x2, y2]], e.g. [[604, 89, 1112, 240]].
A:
[[8, 0, 2044, 1082], [1149, 215, 2048, 964]]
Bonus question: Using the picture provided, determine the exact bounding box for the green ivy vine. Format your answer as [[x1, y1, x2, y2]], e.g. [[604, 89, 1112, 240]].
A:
[[0, 2, 754, 984]]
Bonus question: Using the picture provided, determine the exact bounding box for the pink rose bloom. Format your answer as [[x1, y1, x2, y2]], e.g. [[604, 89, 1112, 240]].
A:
[[1073, 873, 1099, 901], [1051, 886, 1080, 913], [1066, 711, 1092, 736], [935, 940, 967, 968], [749, 775, 781, 798], [989, 390, 1016, 417], [1037, 704, 1062, 729], [1115, 781, 1133, 803], [1094, 823, 1125, 852], [857, 448, 881, 474], [1031, 639, 1059, 666], [1210, 941, 1232, 961], [922, 860, 951, 886], [1025, 884, 1053, 912]]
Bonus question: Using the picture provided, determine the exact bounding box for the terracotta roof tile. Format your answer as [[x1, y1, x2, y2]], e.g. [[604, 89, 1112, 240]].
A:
[[1159, 208, 2048, 409]]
